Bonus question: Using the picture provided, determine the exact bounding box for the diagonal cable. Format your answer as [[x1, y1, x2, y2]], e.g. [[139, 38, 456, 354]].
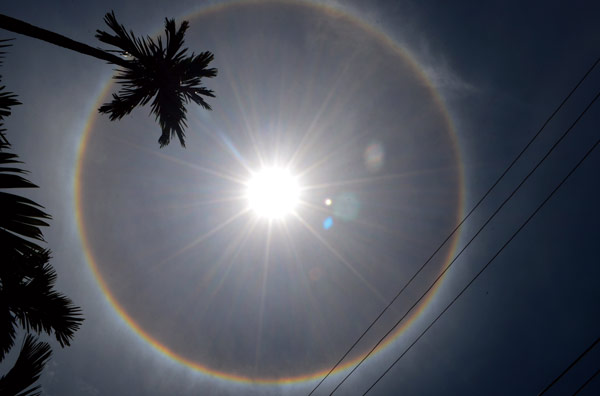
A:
[[360, 122, 600, 396], [538, 335, 600, 395], [307, 53, 600, 396], [572, 367, 600, 396], [328, 87, 600, 395]]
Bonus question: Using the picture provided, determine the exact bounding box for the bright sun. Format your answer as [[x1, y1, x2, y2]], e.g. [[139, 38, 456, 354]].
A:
[[246, 167, 300, 219]]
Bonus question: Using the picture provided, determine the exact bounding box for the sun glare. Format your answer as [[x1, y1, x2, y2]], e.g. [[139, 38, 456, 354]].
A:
[[246, 167, 300, 219]]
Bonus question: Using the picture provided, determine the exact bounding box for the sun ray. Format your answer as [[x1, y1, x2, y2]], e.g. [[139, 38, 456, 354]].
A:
[[279, 222, 329, 331], [278, 221, 345, 361], [164, 216, 256, 333], [103, 132, 248, 185], [131, 193, 248, 216], [187, 109, 254, 175], [292, 212, 388, 305], [160, 194, 247, 209], [300, 164, 462, 192], [287, 44, 369, 170], [254, 220, 273, 373], [191, 217, 260, 320], [220, 54, 266, 168], [156, 208, 251, 268], [213, 129, 253, 173], [293, 131, 367, 181]]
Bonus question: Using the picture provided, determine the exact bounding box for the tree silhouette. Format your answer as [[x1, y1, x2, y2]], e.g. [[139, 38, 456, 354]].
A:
[[0, 39, 83, 396], [0, 11, 217, 147], [0, 335, 52, 396], [0, 10, 217, 392]]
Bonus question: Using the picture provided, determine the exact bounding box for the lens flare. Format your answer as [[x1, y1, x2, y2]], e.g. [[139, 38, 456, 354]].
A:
[[364, 141, 385, 172]]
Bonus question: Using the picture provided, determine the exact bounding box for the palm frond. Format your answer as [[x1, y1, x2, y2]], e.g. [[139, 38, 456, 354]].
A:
[[11, 259, 83, 347], [95, 11, 217, 147], [0, 38, 16, 70], [0, 304, 17, 361], [0, 40, 81, 393], [0, 145, 50, 246], [0, 88, 20, 121], [0, 108, 82, 356], [0, 228, 48, 259], [1, 248, 83, 360], [0, 334, 52, 396], [0, 246, 50, 360], [0, 38, 20, 146]]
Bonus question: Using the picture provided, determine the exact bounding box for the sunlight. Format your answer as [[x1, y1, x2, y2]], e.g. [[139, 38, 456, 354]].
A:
[[246, 167, 300, 219]]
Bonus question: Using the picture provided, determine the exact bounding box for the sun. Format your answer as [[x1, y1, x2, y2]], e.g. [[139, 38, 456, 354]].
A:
[[246, 167, 300, 219]]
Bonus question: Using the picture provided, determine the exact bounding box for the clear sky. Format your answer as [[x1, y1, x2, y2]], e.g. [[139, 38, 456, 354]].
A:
[[1, 1, 600, 395]]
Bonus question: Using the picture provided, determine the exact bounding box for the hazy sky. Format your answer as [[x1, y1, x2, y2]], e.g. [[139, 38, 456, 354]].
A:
[[2, 1, 600, 395]]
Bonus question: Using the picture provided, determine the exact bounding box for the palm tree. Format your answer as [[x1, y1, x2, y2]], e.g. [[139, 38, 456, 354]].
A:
[[0, 242, 83, 362], [0, 335, 52, 396], [0, 11, 217, 147], [0, 39, 83, 396]]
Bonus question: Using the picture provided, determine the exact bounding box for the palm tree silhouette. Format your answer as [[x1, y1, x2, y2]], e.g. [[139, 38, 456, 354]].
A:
[[0, 11, 217, 147], [0, 335, 52, 396], [0, 39, 82, 396]]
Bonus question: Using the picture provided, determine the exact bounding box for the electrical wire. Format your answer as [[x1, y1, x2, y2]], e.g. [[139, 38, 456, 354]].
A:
[[307, 53, 600, 396], [538, 335, 600, 395], [326, 84, 600, 395], [360, 119, 600, 396], [572, 367, 600, 396]]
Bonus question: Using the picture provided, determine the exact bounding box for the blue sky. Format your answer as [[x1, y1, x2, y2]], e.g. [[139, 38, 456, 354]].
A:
[[1, 1, 600, 395]]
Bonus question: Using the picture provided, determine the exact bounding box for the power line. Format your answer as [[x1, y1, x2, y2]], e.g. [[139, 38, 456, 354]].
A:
[[360, 118, 600, 396], [307, 53, 600, 396], [538, 335, 600, 395], [572, 367, 600, 396], [326, 83, 600, 395]]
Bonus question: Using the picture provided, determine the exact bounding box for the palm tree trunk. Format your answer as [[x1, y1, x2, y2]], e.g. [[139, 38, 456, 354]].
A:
[[0, 14, 129, 68]]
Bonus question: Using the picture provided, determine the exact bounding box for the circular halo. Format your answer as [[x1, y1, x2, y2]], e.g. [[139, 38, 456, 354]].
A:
[[75, 0, 464, 385]]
